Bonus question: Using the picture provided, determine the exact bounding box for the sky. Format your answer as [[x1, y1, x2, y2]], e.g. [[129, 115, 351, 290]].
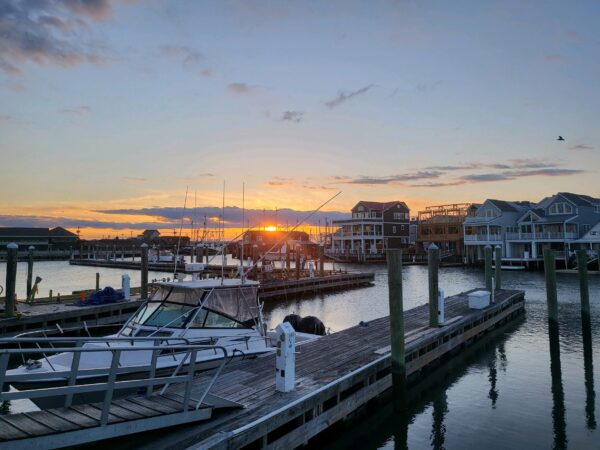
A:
[[1, 0, 599, 238]]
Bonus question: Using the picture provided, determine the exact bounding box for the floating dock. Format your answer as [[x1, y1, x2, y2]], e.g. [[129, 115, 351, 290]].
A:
[[0, 289, 525, 449], [0, 273, 374, 337]]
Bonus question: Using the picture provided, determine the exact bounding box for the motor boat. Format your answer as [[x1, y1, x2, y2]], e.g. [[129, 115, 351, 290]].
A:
[[4, 276, 319, 407]]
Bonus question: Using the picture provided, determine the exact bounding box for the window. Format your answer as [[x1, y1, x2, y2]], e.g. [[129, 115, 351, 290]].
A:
[[583, 224, 591, 234], [401, 225, 406, 231], [595, 205, 600, 213], [392, 226, 397, 233], [548, 202, 573, 215], [484, 209, 498, 218]]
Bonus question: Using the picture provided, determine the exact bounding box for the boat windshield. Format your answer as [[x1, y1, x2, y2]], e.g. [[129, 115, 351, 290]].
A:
[[128, 284, 260, 330]]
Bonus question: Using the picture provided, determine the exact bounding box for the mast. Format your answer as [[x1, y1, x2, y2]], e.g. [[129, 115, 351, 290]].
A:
[[241, 182, 245, 283], [221, 181, 225, 284]]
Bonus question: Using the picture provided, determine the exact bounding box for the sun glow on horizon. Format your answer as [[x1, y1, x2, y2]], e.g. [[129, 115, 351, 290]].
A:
[[264, 226, 277, 232]]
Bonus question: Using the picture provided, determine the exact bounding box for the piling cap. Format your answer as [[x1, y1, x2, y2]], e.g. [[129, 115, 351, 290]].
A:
[[140, 243, 149, 248], [28, 246, 35, 251], [428, 243, 439, 250], [7, 242, 18, 249]]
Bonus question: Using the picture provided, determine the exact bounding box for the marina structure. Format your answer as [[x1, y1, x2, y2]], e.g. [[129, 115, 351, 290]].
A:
[[329, 200, 410, 262]]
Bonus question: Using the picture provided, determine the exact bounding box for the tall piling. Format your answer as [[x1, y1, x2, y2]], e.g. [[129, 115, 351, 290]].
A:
[[95, 272, 100, 291], [494, 245, 502, 291], [428, 243, 439, 328], [285, 243, 291, 273], [141, 243, 149, 300], [484, 245, 493, 291], [319, 245, 325, 277], [576, 249, 591, 323], [4, 243, 18, 318], [26, 246, 34, 300], [295, 253, 301, 280], [387, 249, 406, 411], [543, 248, 559, 330]]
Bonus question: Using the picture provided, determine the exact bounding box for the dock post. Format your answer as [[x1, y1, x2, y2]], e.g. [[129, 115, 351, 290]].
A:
[[141, 243, 149, 300], [387, 249, 406, 411], [428, 243, 439, 328], [204, 246, 209, 264], [484, 245, 493, 291], [4, 243, 18, 318], [286, 243, 291, 272], [576, 249, 591, 324], [296, 253, 301, 280], [26, 246, 34, 300], [95, 272, 100, 291], [69, 246, 74, 260], [495, 245, 502, 291], [543, 249, 558, 329], [319, 245, 325, 277]]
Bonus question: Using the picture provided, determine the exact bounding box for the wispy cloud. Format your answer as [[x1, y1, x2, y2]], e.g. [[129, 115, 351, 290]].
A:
[[227, 82, 256, 95], [460, 168, 584, 183], [264, 176, 293, 187], [200, 68, 214, 78], [344, 171, 443, 185], [325, 84, 374, 108], [60, 105, 91, 115], [0, 114, 13, 121], [123, 176, 147, 183], [570, 144, 593, 151], [416, 80, 442, 92], [544, 53, 562, 62], [281, 111, 304, 123], [0, 0, 115, 75], [160, 45, 204, 66]]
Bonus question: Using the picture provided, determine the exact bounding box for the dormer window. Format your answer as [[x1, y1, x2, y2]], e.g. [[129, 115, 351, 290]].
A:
[[548, 202, 573, 215], [594, 205, 600, 213], [484, 209, 498, 218]]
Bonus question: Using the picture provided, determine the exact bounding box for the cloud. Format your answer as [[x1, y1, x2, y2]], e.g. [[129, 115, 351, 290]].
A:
[[408, 181, 465, 188], [0, 0, 114, 75], [281, 111, 304, 123], [60, 105, 91, 115], [160, 45, 204, 66], [264, 176, 293, 187], [123, 176, 146, 183], [544, 54, 562, 62], [325, 84, 374, 108], [344, 171, 443, 185], [416, 80, 442, 92], [95, 206, 350, 228], [200, 68, 213, 77], [570, 144, 593, 151], [0, 114, 13, 121], [460, 168, 584, 183], [227, 82, 256, 95]]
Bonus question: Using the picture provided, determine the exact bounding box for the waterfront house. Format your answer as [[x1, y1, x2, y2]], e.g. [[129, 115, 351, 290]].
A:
[[0, 227, 79, 252], [417, 203, 479, 261], [329, 200, 410, 262], [463, 200, 533, 264], [506, 192, 600, 265]]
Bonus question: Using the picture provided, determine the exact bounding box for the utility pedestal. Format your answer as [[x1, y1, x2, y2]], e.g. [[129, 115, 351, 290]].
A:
[[121, 274, 131, 300], [275, 322, 296, 393]]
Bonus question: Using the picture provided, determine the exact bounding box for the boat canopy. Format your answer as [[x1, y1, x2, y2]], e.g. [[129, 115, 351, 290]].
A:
[[150, 284, 260, 326]]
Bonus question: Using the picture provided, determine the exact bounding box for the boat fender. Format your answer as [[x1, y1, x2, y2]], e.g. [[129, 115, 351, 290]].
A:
[[283, 314, 303, 331], [298, 316, 326, 336]]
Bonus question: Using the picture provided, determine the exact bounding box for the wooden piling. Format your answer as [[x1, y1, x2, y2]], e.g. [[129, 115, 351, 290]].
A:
[[26, 246, 34, 300], [428, 244, 439, 328], [285, 243, 291, 273], [141, 243, 149, 300], [296, 253, 301, 280], [576, 249, 591, 323], [484, 245, 493, 291], [543, 248, 558, 328], [95, 272, 100, 291], [4, 243, 18, 318], [494, 245, 502, 291], [319, 245, 325, 277], [387, 249, 406, 411]]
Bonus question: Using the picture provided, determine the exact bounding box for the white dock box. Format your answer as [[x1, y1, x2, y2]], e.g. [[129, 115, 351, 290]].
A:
[[468, 290, 490, 309]]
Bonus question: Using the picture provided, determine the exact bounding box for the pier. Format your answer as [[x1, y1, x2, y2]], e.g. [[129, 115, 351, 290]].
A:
[[0, 288, 525, 449]]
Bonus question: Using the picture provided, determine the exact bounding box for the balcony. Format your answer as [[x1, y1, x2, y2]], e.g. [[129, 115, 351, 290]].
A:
[[506, 232, 578, 241], [464, 234, 502, 242]]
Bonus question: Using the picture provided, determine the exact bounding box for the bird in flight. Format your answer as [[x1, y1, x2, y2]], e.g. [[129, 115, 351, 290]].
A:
[[557, 136, 565, 141]]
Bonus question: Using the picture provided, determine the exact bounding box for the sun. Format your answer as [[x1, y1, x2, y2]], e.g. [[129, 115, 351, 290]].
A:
[[265, 226, 277, 232]]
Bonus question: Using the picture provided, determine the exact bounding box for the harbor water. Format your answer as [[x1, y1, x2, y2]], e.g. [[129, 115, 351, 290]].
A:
[[1, 261, 599, 449]]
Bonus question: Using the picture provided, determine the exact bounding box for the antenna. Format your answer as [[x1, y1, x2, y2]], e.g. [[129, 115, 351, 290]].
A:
[[174, 186, 189, 277]]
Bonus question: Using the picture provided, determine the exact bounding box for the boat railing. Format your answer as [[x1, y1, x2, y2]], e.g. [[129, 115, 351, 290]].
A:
[[0, 338, 228, 425]]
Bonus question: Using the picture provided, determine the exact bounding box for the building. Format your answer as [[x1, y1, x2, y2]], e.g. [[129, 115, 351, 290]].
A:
[[464, 192, 600, 267], [329, 200, 410, 262], [138, 229, 160, 243], [417, 203, 479, 261], [0, 227, 79, 251], [234, 230, 316, 260]]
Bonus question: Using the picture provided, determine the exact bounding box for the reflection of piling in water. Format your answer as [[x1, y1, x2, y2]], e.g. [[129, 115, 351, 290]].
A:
[[545, 249, 567, 449], [431, 392, 448, 449], [488, 350, 498, 408], [582, 310, 596, 430], [393, 411, 409, 450]]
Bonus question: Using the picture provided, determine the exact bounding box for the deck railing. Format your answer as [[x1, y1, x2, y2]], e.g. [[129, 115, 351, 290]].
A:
[[0, 337, 228, 426]]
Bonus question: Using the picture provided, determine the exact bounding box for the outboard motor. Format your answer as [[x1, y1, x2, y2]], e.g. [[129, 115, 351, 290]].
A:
[[283, 314, 303, 331], [297, 316, 326, 336]]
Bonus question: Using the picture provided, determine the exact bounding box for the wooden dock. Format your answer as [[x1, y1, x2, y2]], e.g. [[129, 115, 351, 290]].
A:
[[0, 288, 524, 449], [0, 273, 374, 337]]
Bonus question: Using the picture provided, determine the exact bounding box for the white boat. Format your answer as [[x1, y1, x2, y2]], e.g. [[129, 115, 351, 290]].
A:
[[5, 277, 319, 407]]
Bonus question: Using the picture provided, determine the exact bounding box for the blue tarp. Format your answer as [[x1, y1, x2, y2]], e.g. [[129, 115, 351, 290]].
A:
[[76, 286, 124, 306]]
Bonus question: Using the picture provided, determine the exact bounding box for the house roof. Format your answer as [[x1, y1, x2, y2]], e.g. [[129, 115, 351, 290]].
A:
[[576, 223, 600, 243], [49, 227, 78, 238], [488, 199, 527, 212], [558, 192, 600, 206], [355, 200, 409, 212], [0, 227, 50, 237], [142, 229, 160, 235]]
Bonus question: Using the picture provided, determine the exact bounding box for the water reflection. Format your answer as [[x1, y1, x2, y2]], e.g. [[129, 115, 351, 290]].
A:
[[548, 322, 567, 450], [582, 314, 596, 430], [430, 391, 448, 449], [488, 349, 498, 408]]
